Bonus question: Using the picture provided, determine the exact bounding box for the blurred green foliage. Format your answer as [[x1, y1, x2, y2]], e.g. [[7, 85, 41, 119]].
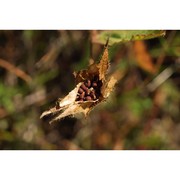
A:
[[95, 30, 165, 45], [0, 30, 179, 150]]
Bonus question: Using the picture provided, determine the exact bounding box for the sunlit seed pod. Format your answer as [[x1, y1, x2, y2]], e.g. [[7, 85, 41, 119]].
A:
[[78, 87, 84, 94], [80, 91, 85, 99], [85, 96, 92, 101]]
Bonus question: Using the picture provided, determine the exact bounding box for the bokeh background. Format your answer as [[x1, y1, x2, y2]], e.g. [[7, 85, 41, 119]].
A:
[[0, 30, 179, 150]]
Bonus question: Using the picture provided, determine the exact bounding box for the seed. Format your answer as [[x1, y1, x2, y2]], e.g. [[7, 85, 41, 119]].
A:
[[80, 83, 88, 91], [85, 89, 90, 95], [84, 96, 92, 101], [80, 91, 85, 99], [92, 82, 97, 87], [79, 98, 83, 102], [85, 80, 91, 87], [87, 80, 91, 87], [90, 91, 96, 100], [78, 87, 84, 94]]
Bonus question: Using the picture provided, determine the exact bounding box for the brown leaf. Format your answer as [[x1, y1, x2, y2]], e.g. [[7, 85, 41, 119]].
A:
[[133, 41, 157, 74], [101, 70, 125, 98], [74, 63, 99, 84], [97, 46, 109, 82]]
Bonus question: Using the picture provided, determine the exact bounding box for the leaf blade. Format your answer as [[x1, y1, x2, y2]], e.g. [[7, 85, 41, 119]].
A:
[[93, 30, 166, 45]]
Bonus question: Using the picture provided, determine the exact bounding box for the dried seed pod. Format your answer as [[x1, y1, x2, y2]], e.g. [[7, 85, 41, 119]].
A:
[[84, 96, 92, 101], [40, 38, 119, 124], [78, 87, 84, 94]]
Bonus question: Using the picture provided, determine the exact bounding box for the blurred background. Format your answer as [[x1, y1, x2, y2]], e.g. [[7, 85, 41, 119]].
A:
[[0, 30, 179, 150]]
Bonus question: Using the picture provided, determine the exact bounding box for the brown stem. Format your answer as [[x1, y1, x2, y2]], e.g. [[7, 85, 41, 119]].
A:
[[0, 58, 32, 83]]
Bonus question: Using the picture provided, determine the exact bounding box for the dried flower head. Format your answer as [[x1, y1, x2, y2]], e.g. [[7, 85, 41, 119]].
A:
[[40, 39, 122, 124]]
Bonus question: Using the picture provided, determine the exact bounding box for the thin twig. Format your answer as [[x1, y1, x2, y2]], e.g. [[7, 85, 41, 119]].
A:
[[147, 67, 173, 92], [0, 58, 32, 83], [36, 31, 68, 68]]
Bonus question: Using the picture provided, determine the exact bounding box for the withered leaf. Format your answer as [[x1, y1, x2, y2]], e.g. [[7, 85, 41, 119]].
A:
[[40, 40, 122, 124], [97, 47, 109, 82], [40, 83, 82, 120], [101, 70, 124, 98]]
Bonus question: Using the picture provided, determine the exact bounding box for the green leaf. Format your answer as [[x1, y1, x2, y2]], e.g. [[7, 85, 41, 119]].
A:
[[94, 30, 166, 45]]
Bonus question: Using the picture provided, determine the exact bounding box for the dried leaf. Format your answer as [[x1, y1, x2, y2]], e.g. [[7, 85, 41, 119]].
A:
[[97, 47, 109, 82], [58, 83, 82, 107], [51, 101, 95, 123], [101, 71, 124, 98], [133, 41, 157, 74]]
